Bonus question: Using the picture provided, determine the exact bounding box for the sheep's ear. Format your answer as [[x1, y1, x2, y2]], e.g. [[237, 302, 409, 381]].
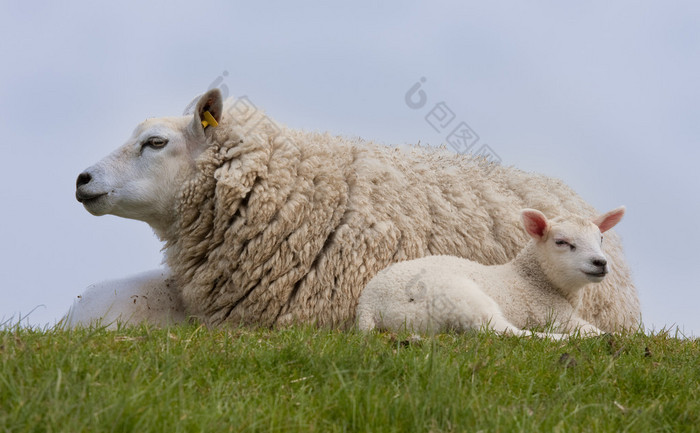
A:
[[189, 88, 223, 137], [593, 206, 625, 233], [182, 93, 202, 115], [521, 209, 549, 241]]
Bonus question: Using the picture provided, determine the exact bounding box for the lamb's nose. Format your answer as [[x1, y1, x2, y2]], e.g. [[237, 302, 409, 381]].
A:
[[591, 258, 607, 268], [76, 172, 92, 188]]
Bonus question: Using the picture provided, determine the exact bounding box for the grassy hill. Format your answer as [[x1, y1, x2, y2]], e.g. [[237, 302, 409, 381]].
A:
[[1, 325, 698, 432]]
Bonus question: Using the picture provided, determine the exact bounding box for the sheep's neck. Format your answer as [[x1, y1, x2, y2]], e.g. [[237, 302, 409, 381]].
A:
[[151, 219, 176, 242]]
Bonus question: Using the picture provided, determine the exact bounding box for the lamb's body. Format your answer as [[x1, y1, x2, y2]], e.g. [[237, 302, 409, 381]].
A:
[[357, 249, 594, 336], [74, 89, 640, 331], [357, 208, 623, 336], [356, 255, 552, 335]]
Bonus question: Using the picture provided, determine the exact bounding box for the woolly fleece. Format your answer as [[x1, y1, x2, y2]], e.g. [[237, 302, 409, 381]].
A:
[[164, 95, 639, 331]]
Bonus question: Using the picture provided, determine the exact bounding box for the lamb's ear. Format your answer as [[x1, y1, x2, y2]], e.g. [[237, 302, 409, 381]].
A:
[[593, 206, 625, 233], [189, 88, 223, 137], [521, 209, 549, 241]]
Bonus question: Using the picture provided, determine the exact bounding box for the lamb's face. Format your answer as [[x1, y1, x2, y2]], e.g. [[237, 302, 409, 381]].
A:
[[75, 116, 203, 236], [521, 206, 625, 296], [540, 220, 610, 290]]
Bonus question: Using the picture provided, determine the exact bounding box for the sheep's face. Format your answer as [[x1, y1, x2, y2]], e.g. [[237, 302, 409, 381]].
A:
[[76, 89, 223, 238], [76, 117, 199, 231], [521, 207, 625, 294]]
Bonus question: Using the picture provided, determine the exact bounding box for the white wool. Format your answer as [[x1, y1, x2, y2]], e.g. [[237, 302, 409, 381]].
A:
[[356, 207, 625, 337]]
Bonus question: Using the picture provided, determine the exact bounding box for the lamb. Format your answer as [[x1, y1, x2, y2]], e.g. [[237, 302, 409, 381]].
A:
[[356, 207, 625, 337], [72, 88, 640, 331]]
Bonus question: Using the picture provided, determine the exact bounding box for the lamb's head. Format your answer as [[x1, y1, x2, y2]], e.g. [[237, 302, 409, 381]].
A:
[[521, 206, 626, 294], [75, 89, 223, 238]]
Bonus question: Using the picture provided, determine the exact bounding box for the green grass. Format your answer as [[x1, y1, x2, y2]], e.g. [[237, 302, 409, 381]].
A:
[[1, 324, 698, 432]]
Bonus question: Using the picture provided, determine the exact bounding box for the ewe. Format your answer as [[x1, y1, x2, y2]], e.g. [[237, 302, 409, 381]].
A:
[[71, 88, 638, 330], [356, 207, 625, 337]]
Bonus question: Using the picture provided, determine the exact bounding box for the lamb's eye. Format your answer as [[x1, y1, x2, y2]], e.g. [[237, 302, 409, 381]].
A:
[[555, 239, 576, 251], [142, 136, 168, 149]]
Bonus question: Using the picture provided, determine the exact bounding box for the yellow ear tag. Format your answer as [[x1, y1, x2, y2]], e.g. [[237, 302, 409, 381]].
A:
[[201, 111, 219, 129]]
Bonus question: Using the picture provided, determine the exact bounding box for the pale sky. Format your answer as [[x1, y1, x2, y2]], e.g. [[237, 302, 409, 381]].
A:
[[1, 1, 698, 335]]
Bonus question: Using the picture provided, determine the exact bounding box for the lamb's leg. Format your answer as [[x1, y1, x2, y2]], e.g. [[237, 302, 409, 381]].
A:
[[487, 315, 530, 337], [562, 316, 605, 337], [487, 315, 568, 340], [355, 308, 376, 331], [529, 331, 568, 340]]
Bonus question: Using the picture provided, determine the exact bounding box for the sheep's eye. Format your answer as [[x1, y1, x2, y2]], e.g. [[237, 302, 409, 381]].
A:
[[142, 136, 168, 149]]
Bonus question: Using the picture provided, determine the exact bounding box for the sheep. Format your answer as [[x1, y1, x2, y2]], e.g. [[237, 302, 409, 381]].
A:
[[356, 207, 625, 337], [63, 269, 185, 329], [73, 88, 640, 331]]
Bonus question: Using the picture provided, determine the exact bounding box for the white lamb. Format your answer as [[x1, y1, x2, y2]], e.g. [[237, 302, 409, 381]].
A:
[[356, 206, 625, 337]]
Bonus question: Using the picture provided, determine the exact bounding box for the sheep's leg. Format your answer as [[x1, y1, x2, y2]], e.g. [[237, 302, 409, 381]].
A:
[[61, 267, 186, 329]]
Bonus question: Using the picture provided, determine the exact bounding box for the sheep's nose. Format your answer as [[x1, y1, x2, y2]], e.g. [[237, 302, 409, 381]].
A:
[[591, 258, 607, 268], [76, 172, 92, 188]]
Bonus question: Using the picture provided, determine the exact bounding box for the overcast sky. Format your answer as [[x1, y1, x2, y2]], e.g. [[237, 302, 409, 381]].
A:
[[1, 1, 698, 335]]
